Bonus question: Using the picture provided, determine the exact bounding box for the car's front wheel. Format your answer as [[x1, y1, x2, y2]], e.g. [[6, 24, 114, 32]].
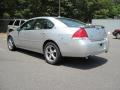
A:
[[7, 36, 16, 51], [44, 42, 61, 65]]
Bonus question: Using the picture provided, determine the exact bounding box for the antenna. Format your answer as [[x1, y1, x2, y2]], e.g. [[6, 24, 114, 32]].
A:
[[58, 0, 61, 17]]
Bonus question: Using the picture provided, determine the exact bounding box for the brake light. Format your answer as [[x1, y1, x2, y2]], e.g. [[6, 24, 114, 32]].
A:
[[72, 28, 88, 39]]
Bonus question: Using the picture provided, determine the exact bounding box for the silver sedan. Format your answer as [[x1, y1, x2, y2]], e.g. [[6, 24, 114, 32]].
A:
[[7, 17, 109, 64]]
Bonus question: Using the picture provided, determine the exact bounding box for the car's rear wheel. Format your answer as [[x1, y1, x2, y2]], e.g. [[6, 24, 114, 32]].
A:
[[7, 36, 16, 51], [44, 42, 61, 65], [116, 33, 120, 39]]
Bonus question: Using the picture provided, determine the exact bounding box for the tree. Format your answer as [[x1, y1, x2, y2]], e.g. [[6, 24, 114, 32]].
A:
[[1, 0, 120, 21], [0, 0, 5, 18]]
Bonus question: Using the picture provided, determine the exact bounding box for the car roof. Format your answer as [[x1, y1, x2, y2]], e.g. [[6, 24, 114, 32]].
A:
[[28, 16, 79, 22], [29, 16, 56, 20], [27, 16, 69, 28], [29, 16, 82, 22]]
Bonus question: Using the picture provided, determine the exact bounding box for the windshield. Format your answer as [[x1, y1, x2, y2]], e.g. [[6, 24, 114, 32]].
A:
[[57, 18, 86, 27]]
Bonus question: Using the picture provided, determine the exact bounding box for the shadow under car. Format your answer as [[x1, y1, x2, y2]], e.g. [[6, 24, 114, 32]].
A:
[[16, 48, 108, 70]]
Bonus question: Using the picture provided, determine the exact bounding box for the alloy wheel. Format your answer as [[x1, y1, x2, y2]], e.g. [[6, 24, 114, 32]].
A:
[[45, 45, 57, 62], [8, 37, 14, 50], [7, 37, 16, 51], [44, 42, 61, 65]]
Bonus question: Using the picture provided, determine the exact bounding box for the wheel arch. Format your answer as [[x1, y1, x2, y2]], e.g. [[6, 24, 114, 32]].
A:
[[7, 35, 16, 46], [7, 35, 16, 51], [7, 35, 12, 40], [43, 40, 62, 56]]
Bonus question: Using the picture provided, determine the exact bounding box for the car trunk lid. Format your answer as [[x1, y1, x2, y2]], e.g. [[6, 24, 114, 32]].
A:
[[84, 25, 107, 41]]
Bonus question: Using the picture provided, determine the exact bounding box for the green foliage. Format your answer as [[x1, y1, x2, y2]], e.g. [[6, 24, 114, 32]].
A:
[[94, 9, 109, 19], [109, 4, 120, 17], [0, 0, 120, 22]]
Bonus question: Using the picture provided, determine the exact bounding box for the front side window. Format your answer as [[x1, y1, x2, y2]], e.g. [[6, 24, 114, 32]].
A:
[[20, 20, 35, 30]]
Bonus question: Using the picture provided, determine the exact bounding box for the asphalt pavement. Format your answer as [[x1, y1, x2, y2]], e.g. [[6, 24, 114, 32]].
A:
[[0, 34, 120, 90]]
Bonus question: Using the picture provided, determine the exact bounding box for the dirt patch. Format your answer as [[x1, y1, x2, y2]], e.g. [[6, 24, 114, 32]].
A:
[[0, 33, 7, 38]]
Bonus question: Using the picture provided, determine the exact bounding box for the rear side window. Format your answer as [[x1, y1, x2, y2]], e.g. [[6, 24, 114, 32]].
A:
[[57, 18, 86, 27], [14, 20, 20, 26], [42, 19, 54, 29], [9, 20, 14, 25], [34, 19, 54, 30]]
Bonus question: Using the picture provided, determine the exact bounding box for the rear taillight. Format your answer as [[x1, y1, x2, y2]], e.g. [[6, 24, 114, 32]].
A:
[[72, 28, 88, 39]]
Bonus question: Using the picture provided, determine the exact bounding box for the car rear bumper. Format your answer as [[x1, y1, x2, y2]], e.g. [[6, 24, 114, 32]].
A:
[[60, 38, 109, 57]]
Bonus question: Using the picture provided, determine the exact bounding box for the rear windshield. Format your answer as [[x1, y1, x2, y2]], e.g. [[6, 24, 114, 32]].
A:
[[57, 18, 86, 27]]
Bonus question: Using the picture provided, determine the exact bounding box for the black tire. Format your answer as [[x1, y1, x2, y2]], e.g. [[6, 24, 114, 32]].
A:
[[44, 42, 61, 65], [7, 36, 16, 51], [116, 33, 120, 39]]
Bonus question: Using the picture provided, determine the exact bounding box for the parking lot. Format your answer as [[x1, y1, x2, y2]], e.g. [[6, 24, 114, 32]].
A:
[[0, 34, 120, 90]]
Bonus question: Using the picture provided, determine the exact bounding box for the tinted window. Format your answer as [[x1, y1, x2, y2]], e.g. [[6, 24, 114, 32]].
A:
[[21, 20, 25, 25], [9, 20, 14, 25], [34, 20, 42, 30], [34, 19, 54, 30], [20, 20, 35, 30], [57, 18, 86, 27], [46, 20, 54, 29], [14, 20, 20, 26]]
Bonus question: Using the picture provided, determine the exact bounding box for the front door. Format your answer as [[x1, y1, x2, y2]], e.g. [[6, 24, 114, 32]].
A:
[[17, 19, 36, 49]]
